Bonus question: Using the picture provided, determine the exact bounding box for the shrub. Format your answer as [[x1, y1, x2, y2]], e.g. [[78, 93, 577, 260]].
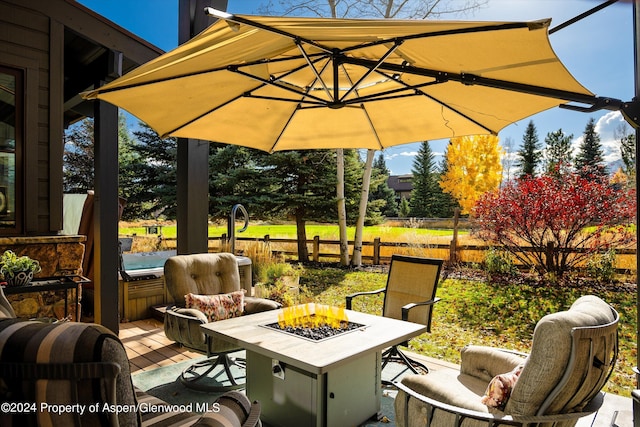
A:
[[483, 248, 517, 275], [473, 173, 636, 277], [586, 249, 617, 282]]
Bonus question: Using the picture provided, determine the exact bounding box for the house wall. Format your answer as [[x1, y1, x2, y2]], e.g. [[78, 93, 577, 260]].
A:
[[0, 0, 63, 235]]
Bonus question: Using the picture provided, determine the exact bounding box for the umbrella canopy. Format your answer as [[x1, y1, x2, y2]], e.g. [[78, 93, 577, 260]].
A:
[[83, 10, 609, 152]]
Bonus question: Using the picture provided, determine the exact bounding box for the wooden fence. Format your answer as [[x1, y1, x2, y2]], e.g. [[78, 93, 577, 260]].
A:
[[155, 235, 637, 272]]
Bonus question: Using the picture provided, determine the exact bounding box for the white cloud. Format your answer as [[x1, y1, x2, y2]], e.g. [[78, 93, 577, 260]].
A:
[[570, 111, 631, 167]]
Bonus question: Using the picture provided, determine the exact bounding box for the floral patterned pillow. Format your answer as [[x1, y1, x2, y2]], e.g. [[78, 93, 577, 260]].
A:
[[480, 364, 524, 410], [185, 290, 245, 322]]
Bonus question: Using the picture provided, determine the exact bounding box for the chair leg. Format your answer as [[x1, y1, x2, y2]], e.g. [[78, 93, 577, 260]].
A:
[[381, 345, 429, 385], [180, 353, 246, 392]]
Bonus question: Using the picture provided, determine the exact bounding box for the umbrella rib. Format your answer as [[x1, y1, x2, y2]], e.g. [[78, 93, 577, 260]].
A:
[[342, 56, 607, 109], [231, 67, 331, 106], [296, 41, 333, 101], [339, 64, 384, 150], [205, 8, 334, 54], [339, 41, 401, 103], [161, 89, 256, 137], [339, 22, 533, 55]]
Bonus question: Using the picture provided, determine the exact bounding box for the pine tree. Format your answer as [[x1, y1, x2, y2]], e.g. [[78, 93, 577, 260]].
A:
[[616, 123, 636, 178], [516, 120, 542, 179], [122, 122, 178, 220], [544, 128, 573, 176], [399, 197, 411, 217], [369, 153, 398, 218], [409, 142, 438, 217], [63, 118, 95, 193], [433, 151, 459, 217], [575, 117, 605, 177]]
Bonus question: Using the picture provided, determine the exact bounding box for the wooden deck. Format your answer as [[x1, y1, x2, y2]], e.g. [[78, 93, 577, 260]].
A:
[[119, 318, 201, 373], [119, 319, 632, 426]]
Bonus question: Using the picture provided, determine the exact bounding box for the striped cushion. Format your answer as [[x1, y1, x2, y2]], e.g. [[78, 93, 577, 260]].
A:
[[0, 318, 141, 426], [135, 388, 202, 427]]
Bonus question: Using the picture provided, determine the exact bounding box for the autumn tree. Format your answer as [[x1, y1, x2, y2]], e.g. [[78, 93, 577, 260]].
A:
[[516, 120, 542, 179], [544, 128, 573, 177], [473, 173, 636, 277], [440, 135, 503, 214], [575, 117, 605, 177]]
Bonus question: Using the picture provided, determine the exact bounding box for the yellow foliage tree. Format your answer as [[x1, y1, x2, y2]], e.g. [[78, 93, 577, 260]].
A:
[[440, 135, 503, 214]]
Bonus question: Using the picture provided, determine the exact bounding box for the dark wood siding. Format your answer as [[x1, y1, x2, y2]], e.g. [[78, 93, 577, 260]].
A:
[[0, 0, 54, 235]]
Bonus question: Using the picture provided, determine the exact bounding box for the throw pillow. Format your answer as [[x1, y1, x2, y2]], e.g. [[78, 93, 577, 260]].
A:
[[185, 290, 245, 322], [481, 364, 524, 410]]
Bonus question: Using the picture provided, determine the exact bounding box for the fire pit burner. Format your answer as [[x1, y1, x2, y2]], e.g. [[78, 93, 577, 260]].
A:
[[263, 319, 366, 342]]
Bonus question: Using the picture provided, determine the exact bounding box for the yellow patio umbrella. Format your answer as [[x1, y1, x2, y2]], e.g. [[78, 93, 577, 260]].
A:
[[83, 9, 632, 151]]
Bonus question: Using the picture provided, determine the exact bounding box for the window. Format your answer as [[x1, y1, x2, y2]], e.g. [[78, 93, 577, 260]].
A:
[[0, 66, 23, 233]]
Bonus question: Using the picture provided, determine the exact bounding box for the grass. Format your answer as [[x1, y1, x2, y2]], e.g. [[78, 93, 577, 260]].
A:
[[119, 221, 466, 241], [300, 265, 636, 396]]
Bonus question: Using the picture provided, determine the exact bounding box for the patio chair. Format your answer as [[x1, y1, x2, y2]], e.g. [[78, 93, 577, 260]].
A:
[[0, 285, 262, 427], [394, 295, 619, 427], [163, 252, 280, 391], [346, 255, 443, 380]]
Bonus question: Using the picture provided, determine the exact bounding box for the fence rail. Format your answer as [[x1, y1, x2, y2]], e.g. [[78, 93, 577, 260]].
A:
[[153, 235, 637, 271]]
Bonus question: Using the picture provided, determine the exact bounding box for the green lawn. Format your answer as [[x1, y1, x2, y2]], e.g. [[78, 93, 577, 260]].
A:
[[119, 222, 464, 241]]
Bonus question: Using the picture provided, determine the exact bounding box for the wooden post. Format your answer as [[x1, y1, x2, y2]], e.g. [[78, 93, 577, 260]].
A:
[[449, 208, 460, 264], [373, 237, 381, 265], [313, 236, 320, 262]]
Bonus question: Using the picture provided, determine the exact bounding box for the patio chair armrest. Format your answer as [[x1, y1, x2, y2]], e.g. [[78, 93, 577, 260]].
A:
[[394, 380, 603, 427], [345, 288, 386, 310], [245, 296, 281, 314], [460, 345, 528, 381], [0, 361, 121, 425], [401, 297, 441, 321], [166, 305, 208, 323]]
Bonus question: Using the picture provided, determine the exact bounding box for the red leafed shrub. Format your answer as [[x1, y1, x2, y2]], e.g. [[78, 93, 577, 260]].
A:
[[472, 173, 636, 277]]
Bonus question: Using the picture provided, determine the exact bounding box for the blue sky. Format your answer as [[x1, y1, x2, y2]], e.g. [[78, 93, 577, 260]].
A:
[[78, 0, 634, 175]]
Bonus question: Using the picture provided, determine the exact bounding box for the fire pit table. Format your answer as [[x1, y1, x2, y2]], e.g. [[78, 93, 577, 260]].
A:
[[201, 303, 427, 427]]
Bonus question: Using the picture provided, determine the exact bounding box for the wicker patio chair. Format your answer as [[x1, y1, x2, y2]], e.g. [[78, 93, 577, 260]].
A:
[[394, 295, 619, 427], [346, 255, 443, 379]]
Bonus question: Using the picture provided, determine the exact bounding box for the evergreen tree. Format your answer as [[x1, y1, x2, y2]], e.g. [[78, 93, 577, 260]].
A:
[[544, 128, 573, 176], [516, 120, 542, 179], [398, 197, 411, 217], [121, 123, 178, 220], [433, 150, 459, 217], [368, 153, 398, 218], [616, 123, 636, 178], [254, 150, 339, 261], [208, 144, 264, 219], [409, 142, 438, 217], [575, 117, 605, 177], [63, 118, 95, 193]]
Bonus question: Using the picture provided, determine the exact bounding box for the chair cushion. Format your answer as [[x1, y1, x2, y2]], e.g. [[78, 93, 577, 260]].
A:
[[0, 318, 140, 427], [505, 295, 616, 416], [164, 253, 241, 307], [185, 290, 245, 322]]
